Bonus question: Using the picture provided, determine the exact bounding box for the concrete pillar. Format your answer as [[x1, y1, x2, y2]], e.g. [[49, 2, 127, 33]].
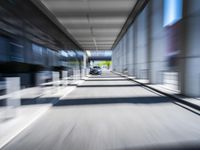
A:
[[122, 36, 125, 74], [132, 23, 137, 77], [127, 25, 134, 76], [135, 6, 149, 79], [119, 41, 123, 73], [123, 34, 128, 74], [112, 45, 118, 72], [118, 44, 121, 73], [83, 52, 87, 77], [112, 48, 118, 72], [149, 0, 167, 84], [112, 46, 119, 71], [179, 0, 200, 97]]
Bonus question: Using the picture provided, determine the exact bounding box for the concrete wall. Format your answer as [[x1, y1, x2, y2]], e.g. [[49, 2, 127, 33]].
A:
[[122, 35, 127, 74], [135, 5, 149, 79], [127, 25, 134, 76], [112, 0, 200, 97], [113, 0, 168, 82], [149, 0, 168, 84], [180, 0, 200, 96]]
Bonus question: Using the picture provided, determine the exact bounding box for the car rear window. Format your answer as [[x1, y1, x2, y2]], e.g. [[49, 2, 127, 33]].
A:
[[94, 66, 100, 69]]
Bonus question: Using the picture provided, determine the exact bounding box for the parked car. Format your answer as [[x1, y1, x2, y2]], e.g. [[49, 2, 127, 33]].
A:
[[89, 66, 102, 75]]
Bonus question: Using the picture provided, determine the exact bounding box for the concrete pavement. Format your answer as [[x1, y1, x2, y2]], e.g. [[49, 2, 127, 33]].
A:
[[2, 71, 200, 150], [0, 84, 77, 149]]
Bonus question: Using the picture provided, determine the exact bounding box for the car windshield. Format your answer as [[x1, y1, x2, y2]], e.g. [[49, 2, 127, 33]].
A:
[[93, 66, 100, 69]]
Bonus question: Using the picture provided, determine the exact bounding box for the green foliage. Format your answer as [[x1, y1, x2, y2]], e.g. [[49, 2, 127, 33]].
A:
[[97, 61, 112, 68]]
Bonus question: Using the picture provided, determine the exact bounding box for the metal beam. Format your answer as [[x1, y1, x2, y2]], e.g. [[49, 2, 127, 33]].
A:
[[30, 0, 84, 50], [111, 0, 149, 49]]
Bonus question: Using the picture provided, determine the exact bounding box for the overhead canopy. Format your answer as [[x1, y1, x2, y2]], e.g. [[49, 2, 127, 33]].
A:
[[40, 0, 137, 50], [87, 50, 112, 61]]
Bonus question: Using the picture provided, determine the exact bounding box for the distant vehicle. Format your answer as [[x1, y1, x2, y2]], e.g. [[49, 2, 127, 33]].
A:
[[89, 66, 102, 75]]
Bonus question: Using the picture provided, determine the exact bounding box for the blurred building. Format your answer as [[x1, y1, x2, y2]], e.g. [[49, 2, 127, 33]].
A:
[[112, 0, 200, 97], [0, 0, 200, 97], [0, 0, 84, 88]]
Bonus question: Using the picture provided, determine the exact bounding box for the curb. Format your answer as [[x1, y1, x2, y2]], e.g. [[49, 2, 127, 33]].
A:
[[112, 71, 200, 111]]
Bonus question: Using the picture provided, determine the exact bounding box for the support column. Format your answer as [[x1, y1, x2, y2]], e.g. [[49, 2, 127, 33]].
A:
[[127, 25, 134, 76], [83, 52, 87, 77], [135, 6, 148, 79], [179, 0, 200, 97], [149, 0, 167, 84]]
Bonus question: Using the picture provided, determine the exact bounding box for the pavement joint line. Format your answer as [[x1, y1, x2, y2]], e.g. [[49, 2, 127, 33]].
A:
[[112, 71, 200, 112]]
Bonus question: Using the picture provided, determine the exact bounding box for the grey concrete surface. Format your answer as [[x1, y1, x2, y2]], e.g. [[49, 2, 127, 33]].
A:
[[2, 71, 200, 150], [0, 104, 51, 149]]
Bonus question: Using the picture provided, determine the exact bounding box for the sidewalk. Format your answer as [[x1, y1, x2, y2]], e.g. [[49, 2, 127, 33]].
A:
[[113, 71, 200, 111], [0, 104, 51, 149], [0, 79, 82, 149]]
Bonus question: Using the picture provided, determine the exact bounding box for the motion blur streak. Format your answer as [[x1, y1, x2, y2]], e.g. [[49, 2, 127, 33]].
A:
[[1, 0, 200, 150]]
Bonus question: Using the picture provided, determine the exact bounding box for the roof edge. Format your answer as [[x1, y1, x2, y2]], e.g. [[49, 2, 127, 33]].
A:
[[111, 0, 149, 49]]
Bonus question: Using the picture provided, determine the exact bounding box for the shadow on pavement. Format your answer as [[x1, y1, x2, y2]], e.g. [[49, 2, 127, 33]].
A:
[[54, 96, 171, 106], [21, 97, 59, 105], [85, 79, 128, 81], [77, 84, 140, 88], [89, 76, 122, 78], [114, 141, 200, 150]]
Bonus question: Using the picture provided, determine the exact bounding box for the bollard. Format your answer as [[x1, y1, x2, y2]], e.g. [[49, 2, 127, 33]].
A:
[[76, 70, 79, 80], [52, 72, 60, 93], [62, 71, 68, 86], [81, 69, 85, 79], [36, 72, 44, 97], [5, 77, 21, 119]]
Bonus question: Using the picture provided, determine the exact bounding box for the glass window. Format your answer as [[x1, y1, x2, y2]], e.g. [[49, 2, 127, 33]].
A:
[[163, 0, 183, 27], [32, 44, 43, 56]]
